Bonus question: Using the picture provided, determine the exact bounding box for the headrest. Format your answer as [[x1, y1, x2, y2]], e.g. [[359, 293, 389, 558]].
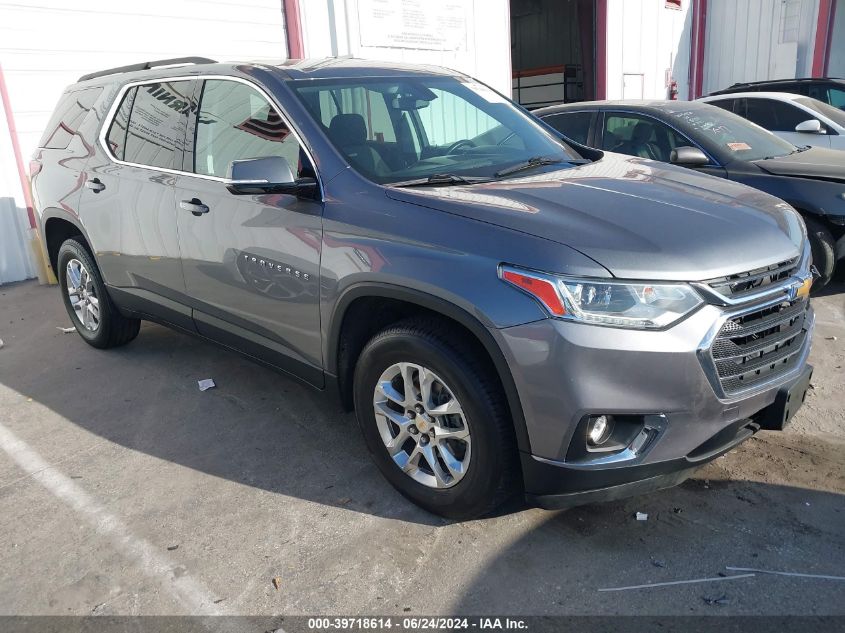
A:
[[329, 113, 368, 146]]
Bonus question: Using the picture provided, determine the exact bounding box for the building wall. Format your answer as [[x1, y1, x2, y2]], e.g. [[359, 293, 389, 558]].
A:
[[298, 0, 512, 95], [605, 0, 692, 100], [0, 0, 288, 284], [701, 0, 820, 95], [827, 0, 845, 77]]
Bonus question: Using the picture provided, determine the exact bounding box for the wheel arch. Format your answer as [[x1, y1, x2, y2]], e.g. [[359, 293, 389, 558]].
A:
[[42, 210, 94, 273], [328, 282, 532, 454]]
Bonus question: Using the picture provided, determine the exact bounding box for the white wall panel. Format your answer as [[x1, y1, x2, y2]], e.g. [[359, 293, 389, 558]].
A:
[[605, 0, 691, 101], [702, 0, 819, 95], [0, 0, 287, 283], [299, 0, 512, 95]]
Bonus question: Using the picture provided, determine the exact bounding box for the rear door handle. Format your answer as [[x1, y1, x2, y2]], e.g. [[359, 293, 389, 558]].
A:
[[85, 178, 105, 193], [180, 198, 209, 216]]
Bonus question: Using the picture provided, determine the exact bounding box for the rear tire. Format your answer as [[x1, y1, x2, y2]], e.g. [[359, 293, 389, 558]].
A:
[[804, 216, 836, 291], [57, 238, 140, 349], [353, 317, 519, 520]]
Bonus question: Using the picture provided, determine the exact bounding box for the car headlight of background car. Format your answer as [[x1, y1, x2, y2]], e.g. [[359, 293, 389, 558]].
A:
[[500, 265, 703, 329]]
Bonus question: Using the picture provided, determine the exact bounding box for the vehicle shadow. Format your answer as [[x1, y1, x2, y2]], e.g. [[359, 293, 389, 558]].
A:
[[0, 284, 444, 526]]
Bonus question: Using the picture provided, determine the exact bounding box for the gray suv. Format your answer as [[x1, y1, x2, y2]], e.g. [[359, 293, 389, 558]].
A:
[[32, 57, 815, 519]]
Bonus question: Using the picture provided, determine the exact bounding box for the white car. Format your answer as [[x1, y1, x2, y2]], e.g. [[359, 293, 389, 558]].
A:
[[700, 91, 845, 150]]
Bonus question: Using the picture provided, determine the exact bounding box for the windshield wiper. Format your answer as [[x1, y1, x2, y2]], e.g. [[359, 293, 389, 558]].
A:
[[389, 173, 494, 188], [494, 156, 588, 178]]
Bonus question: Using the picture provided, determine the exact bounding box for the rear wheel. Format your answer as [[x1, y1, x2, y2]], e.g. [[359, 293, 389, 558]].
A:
[[803, 216, 836, 291], [57, 238, 140, 348], [353, 318, 519, 519]]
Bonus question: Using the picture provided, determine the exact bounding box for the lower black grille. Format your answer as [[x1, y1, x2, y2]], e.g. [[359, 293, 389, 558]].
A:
[[709, 298, 809, 396]]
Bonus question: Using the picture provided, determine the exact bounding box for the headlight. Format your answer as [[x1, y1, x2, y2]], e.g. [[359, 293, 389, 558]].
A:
[[500, 266, 703, 329]]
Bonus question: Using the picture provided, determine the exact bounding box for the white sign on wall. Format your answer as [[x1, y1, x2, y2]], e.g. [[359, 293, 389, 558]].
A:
[[358, 0, 469, 51]]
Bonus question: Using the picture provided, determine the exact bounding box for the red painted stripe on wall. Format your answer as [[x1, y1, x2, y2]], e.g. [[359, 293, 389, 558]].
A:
[[283, 0, 304, 59], [0, 62, 36, 230]]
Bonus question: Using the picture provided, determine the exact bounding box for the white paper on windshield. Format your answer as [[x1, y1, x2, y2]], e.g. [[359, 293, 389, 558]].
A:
[[726, 142, 752, 151], [464, 81, 510, 105]]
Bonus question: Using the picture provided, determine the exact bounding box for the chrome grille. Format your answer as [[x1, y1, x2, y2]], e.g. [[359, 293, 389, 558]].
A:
[[705, 257, 799, 299], [709, 298, 809, 396]]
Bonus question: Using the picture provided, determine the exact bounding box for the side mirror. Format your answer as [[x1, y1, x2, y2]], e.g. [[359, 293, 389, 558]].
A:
[[226, 156, 317, 198], [670, 146, 710, 166], [795, 119, 824, 134]]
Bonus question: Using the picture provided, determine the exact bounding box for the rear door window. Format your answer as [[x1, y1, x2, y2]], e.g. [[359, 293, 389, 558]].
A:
[[122, 80, 193, 170], [105, 87, 137, 161], [39, 87, 103, 149], [542, 111, 593, 145]]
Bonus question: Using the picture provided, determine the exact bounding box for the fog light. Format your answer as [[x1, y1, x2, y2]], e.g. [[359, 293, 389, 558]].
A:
[[587, 415, 614, 446]]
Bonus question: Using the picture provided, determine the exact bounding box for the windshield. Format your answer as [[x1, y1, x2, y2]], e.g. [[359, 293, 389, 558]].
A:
[[796, 97, 845, 128], [291, 76, 580, 184], [670, 105, 796, 161]]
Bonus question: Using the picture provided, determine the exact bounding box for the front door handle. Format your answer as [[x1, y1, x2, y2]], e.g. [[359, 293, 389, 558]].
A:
[[180, 198, 209, 216], [85, 178, 105, 193]]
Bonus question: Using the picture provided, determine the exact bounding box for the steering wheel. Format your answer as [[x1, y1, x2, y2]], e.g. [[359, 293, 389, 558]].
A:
[[444, 139, 476, 154]]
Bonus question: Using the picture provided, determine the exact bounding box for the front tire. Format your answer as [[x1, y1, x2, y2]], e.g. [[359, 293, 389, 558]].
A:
[[353, 318, 519, 520], [57, 238, 140, 348], [804, 216, 836, 291]]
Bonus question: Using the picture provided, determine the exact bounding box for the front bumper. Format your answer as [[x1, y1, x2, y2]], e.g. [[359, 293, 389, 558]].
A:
[[494, 298, 814, 508]]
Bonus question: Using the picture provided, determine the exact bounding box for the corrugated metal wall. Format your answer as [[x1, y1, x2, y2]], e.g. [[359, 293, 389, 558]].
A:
[[605, 0, 692, 101], [299, 0, 512, 95], [0, 0, 288, 284], [702, 0, 820, 95]]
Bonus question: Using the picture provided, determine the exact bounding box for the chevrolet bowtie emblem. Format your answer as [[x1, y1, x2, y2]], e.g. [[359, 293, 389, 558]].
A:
[[787, 275, 813, 301]]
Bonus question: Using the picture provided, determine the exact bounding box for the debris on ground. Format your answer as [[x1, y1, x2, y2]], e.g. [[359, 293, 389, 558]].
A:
[[651, 559, 666, 568], [726, 566, 845, 581], [337, 497, 352, 505], [598, 573, 755, 592], [56, 326, 75, 333], [635, 512, 648, 521], [0, 338, 4, 349], [197, 378, 216, 391], [673, 507, 683, 514], [826, 336, 837, 341], [167, 545, 179, 551], [702, 594, 731, 606], [271, 576, 282, 590]]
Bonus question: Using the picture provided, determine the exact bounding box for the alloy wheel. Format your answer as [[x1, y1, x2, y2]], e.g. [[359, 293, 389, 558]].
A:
[[372, 362, 471, 489], [66, 258, 100, 332]]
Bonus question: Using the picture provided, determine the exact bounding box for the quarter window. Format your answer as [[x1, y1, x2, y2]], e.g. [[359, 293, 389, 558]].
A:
[[193, 80, 306, 179], [122, 81, 193, 170]]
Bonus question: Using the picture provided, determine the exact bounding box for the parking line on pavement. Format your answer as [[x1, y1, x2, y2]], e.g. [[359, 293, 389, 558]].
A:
[[0, 419, 228, 615]]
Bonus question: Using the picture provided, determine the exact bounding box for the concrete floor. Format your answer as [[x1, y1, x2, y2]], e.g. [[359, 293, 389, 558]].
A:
[[0, 279, 843, 616]]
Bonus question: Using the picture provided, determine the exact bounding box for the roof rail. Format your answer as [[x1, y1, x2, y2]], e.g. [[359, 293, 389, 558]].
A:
[[77, 57, 218, 82]]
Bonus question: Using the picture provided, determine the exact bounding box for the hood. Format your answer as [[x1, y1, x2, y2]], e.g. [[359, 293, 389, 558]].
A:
[[754, 146, 845, 182], [386, 154, 803, 281]]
